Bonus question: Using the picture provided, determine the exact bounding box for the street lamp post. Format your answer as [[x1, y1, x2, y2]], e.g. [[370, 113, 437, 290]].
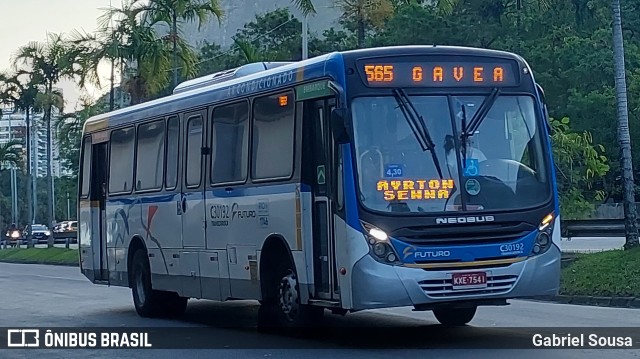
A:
[[8, 116, 17, 225], [302, 14, 309, 60]]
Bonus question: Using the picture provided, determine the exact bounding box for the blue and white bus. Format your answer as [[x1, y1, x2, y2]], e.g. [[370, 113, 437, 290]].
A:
[[79, 45, 561, 327]]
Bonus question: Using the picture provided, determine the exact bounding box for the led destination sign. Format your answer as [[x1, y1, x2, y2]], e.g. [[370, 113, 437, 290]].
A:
[[360, 59, 519, 87]]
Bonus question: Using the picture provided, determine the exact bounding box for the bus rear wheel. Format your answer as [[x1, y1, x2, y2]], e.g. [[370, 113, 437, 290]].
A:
[[131, 249, 187, 318], [433, 306, 477, 326], [258, 262, 323, 330]]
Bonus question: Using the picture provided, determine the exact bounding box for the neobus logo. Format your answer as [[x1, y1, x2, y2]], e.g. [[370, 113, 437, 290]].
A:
[[435, 216, 495, 224]]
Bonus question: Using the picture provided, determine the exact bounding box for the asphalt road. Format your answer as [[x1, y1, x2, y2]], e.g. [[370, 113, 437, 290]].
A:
[[1, 262, 639, 358]]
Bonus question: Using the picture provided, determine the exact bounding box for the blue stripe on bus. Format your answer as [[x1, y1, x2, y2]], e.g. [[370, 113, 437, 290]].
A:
[[107, 183, 311, 205]]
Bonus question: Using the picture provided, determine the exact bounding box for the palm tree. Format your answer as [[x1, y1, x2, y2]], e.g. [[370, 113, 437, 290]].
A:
[[0, 140, 23, 171], [0, 72, 41, 247], [611, 0, 639, 249], [145, 0, 224, 88], [98, 0, 193, 104], [233, 38, 275, 63], [55, 97, 102, 176], [12, 33, 86, 247]]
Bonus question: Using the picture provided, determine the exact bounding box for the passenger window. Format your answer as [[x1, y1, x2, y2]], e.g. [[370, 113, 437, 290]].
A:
[[109, 127, 135, 194], [80, 136, 92, 197], [185, 116, 203, 187], [211, 101, 249, 184], [136, 120, 165, 191], [252, 91, 295, 179], [165, 116, 180, 190]]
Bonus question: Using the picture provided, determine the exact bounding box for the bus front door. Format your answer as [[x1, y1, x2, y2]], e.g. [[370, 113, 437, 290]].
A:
[[305, 97, 340, 301]]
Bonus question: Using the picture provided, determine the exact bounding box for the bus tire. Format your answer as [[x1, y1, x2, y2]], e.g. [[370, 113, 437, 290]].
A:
[[160, 292, 188, 317], [131, 249, 164, 317], [258, 261, 323, 330], [433, 306, 477, 326]]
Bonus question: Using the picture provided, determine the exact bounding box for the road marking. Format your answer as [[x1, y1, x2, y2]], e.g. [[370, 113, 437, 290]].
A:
[[31, 274, 87, 282]]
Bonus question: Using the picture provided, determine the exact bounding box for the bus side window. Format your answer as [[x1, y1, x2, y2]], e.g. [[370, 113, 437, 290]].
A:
[[185, 116, 203, 188], [136, 120, 165, 191], [80, 136, 92, 198], [109, 127, 135, 194], [211, 101, 249, 184], [252, 91, 295, 180], [165, 116, 180, 190]]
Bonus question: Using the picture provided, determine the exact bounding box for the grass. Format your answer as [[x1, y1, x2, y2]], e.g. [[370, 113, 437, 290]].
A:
[[0, 247, 79, 266], [560, 247, 640, 297]]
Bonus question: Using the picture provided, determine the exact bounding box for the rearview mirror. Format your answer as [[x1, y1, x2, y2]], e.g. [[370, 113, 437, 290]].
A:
[[331, 108, 350, 144]]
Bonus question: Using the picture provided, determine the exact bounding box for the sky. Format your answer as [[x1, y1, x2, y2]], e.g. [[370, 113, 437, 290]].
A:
[[0, 0, 115, 112]]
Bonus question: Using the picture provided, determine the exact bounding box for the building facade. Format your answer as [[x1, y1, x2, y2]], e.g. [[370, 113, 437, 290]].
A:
[[0, 106, 65, 178]]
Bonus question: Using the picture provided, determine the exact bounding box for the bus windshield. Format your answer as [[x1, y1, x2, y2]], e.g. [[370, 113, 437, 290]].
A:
[[351, 94, 551, 214]]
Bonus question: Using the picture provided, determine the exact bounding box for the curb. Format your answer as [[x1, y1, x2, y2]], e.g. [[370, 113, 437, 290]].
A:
[[0, 259, 79, 267], [525, 295, 640, 309]]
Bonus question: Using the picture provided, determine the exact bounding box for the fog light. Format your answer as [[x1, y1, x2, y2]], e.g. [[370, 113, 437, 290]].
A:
[[537, 232, 550, 246], [387, 253, 396, 262], [533, 244, 541, 254], [373, 242, 386, 257]]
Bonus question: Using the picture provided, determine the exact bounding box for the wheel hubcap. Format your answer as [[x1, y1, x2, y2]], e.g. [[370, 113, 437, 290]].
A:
[[278, 271, 299, 321]]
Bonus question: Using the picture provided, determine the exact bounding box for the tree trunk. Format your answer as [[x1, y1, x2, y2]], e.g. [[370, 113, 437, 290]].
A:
[[46, 84, 55, 248], [612, 0, 640, 249], [26, 108, 33, 248], [357, 17, 365, 48], [172, 12, 179, 89]]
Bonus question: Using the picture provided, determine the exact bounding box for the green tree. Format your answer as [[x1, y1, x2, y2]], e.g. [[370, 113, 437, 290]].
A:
[[550, 117, 610, 218], [0, 72, 41, 245], [55, 97, 104, 178], [234, 8, 304, 61], [98, 0, 181, 104], [145, 0, 224, 88], [13, 33, 85, 245], [0, 140, 23, 171]]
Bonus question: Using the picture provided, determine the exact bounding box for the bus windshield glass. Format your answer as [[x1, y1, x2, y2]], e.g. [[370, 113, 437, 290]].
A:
[[351, 94, 551, 214]]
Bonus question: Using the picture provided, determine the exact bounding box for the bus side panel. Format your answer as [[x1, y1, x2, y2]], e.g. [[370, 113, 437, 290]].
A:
[[138, 195, 184, 293], [205, 186, 303, 300], [105, 199, 142, 287]]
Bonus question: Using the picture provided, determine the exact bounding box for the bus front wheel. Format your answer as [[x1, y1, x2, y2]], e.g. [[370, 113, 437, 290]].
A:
[[131, 249, 187, 318], [258, 262, 323, 330], [433, 306, 477, 326]]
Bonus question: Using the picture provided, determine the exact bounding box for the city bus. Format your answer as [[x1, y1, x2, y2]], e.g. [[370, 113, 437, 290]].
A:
[[78, 45, 561, 328]]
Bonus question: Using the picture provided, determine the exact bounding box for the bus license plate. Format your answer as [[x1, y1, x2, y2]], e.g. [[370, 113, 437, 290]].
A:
[[452, 272, 487, 290]]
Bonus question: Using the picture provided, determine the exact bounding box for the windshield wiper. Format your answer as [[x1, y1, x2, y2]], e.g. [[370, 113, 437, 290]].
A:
[[392, 89, 443, 179], [460, 87, 500, 146]]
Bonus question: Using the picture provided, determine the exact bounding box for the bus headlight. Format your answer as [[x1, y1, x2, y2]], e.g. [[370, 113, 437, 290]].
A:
[[360, 221, 400, 265], [532, 213, 554, 256]]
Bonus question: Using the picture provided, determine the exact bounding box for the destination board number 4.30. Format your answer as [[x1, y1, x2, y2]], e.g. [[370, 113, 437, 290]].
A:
[[363, 62, 517, 87]]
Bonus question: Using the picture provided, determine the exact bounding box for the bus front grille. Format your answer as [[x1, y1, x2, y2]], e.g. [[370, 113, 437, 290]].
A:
[[392, 222, 535, 246], [418, 274, 518, 298]]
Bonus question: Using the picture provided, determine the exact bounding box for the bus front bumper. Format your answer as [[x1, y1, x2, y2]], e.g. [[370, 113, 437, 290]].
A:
[[350, 244, 561, 311]]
